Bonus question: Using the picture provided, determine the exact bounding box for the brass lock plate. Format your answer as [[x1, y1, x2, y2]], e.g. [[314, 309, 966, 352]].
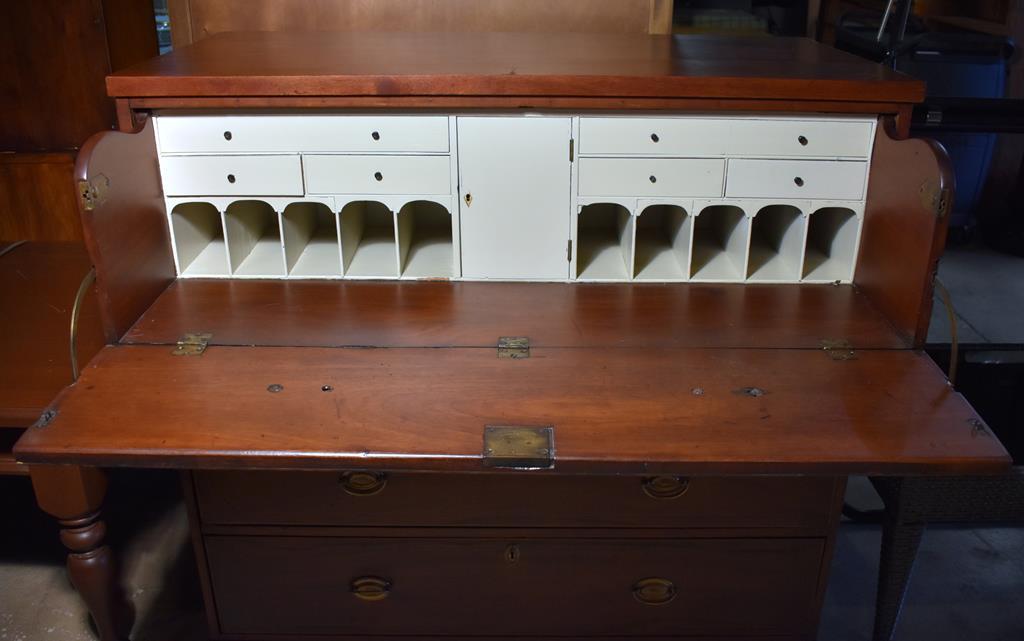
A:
[[483, 425, 554, 470]]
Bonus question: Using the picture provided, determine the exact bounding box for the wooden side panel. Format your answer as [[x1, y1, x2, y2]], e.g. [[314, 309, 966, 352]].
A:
[[857, 119, 955, 347], [170, 0, 671, 46], [76, 119, 174, 342], [0, 243, 103, 427], [14, 344, 1010, 474], [0, 154, 82, 242], [100, 0, 159, 71]]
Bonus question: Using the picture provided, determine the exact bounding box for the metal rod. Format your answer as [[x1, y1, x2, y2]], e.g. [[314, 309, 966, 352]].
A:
[[0, 240, 27, 260], [934, 277, 959, 388], [877, 0, 898, 41], [70, 267, 97, 382]]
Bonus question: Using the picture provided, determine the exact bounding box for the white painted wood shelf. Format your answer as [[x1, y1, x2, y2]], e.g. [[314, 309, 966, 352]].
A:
[[155, 113, 875, 283]]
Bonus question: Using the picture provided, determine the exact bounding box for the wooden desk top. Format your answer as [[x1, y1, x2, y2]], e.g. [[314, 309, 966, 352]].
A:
[[107, 31, 925, 105], [0, 242, 103, 428]]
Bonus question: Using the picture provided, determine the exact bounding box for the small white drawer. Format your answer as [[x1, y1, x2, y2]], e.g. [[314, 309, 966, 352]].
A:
[[578, 158, 725, 198], [160, 155, 303, 196], [157, 116, 450, 153], [725, 159, 868, 200], [304, 155, 451, 195], [728, 120, 874, 158], [579, 118, 730, 156]]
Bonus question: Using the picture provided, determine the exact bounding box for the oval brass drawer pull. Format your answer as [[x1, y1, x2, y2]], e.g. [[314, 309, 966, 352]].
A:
[[351, 576, 391, 601], [633, 577, 677, 606], [340, 471, 388, 496], [641, 475, 689, 499]]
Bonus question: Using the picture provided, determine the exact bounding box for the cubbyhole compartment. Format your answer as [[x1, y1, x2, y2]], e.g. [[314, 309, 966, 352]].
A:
[[225, 200, 285, 277], [803, 207, 860, 282], [690, 205, 749, 281], [747, 205, 806, 282], [170, 202, 229, 276], [340, 201, 398, 278], [576, 203, 634, 281], [397, 201, 454, 279], [281, 202, 341, 277], [633, 204, 691, 281]]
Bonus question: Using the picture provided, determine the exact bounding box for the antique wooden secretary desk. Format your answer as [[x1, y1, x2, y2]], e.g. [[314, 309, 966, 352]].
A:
[[14, 31, 1011, 641]]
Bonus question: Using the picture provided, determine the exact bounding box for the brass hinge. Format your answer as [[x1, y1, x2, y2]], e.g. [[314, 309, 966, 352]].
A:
[[77, 174, 110, 211], [821, 339, 856, 361], [567, 239, 573, 262], [920, 179, 952, 219], [483, 425, 554, 470], [569, 138, 574, 162], [498, 336, 530, 359], [172, 332, 212, 356]]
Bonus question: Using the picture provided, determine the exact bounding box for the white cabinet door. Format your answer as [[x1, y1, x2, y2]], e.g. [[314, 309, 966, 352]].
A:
[[457, 117, 571, 280]]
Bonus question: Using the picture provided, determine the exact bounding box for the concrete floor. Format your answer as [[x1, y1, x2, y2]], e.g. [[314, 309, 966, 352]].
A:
[[0, 472, 1022, 641], [2, 246, 1022, 641]]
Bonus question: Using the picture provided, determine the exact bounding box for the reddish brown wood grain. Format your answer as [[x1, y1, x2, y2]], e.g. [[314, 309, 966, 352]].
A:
[[0, 242, 103, 427], [106, 31, 925, 105], [857, 120, 954, 347], [14, 344, 1009, 474], [76, 119, 174, 342], [123, 280, 907, 350]]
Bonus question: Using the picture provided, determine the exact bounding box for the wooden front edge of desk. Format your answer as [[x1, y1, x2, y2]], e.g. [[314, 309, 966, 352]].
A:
[[14, 31, 1007, 641]]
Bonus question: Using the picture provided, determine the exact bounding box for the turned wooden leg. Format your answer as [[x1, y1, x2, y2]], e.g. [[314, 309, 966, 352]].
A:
[[30, 465, 134, 641]]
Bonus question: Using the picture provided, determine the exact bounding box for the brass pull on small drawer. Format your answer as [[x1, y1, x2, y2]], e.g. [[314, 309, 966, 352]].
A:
[[633, 577, 677, 606], [351, 576, 391, 601], [641, 475, 689, 499], [340, 471, 388, 496]]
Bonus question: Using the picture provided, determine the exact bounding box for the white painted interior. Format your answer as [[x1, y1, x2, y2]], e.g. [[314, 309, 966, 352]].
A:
[[155, 113, 875, 284]]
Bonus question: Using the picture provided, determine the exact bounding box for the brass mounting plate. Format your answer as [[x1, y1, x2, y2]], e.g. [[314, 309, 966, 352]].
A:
[[497, 336, 530, 359], [77, 174, 110, 211], [172, 332, 212, 356], [821, 339, 856, 361], [483, 425, 554, 470]]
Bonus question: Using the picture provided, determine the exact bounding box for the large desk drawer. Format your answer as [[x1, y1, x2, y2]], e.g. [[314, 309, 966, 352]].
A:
[[160, 154, 304, 196], [578, 158, 725, 198], [304, 154, 451, 195], [194, 471, 837, 530], [207, 534, 823, 637], [157, 115, 450, 153]]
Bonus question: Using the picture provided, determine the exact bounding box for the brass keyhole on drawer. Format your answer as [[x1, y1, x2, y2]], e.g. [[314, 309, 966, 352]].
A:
[[641, 475, 689, 499], [374, 171, 383, 181], [633, 577, 677, 606], [340, 471, 388, 496], [226, 174, 236, 184], [504, 544, 521, 563], [651, 133, 660, 143], [223, 131, 232, 141], [798, 135, 808, 146], [649, 175, 657, 183], [794, 176, 805, 187], [371, 131, 380, 140], [351, 576, 391, 601], [464, 193, 472, 207]]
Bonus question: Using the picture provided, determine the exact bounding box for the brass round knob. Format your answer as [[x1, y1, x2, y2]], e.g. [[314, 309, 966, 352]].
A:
[[649, 175, 657, 183], [374, 171, 383, 181], [633, 577, 677, 606], [226, 174, 236, 184], [223, 131, 232, 141], [798, 135, 808, 146], [794, 176, 805, 187], [641, 475, 689, 499], [371, 131, 381, 140], [351, 576, 391, 601], [340, 471, 387, 496], [651, 133, 660, 142]]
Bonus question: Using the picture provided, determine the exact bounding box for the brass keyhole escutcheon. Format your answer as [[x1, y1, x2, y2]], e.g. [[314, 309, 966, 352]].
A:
[[226, 174, 236, 184], [351, 576, 391, 601], [374, 171, 383, 181], [340, 471, 388, 496], [633, 577, 677, 606], [464, 193, 473, 207], [798, 135, 808, 146], [641, 476, 689, 499], [505, 544, 521, 563], [794, 176, 805, 187], [371, 131, 380, 140]]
